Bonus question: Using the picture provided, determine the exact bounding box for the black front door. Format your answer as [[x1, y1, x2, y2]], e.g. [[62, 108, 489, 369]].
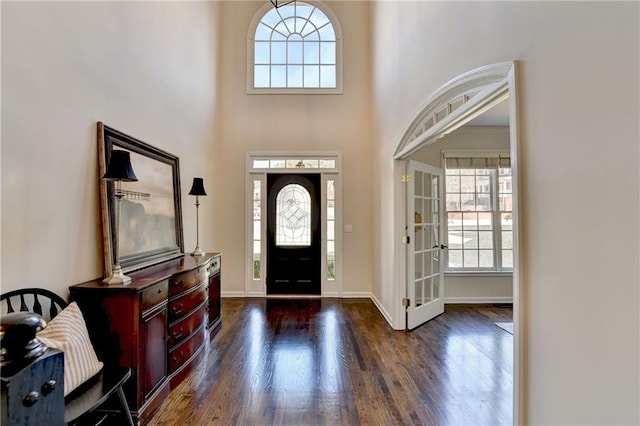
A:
[[267, 174, 321, 295]]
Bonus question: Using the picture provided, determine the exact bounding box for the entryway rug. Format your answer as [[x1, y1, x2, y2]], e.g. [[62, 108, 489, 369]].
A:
[[494, 322, 514, 334]]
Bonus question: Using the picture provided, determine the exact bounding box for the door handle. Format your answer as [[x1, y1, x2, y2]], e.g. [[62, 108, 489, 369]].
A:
[[433, 244, 448, 249]]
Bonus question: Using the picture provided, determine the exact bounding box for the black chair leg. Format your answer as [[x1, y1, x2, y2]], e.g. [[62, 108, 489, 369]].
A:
[[116, 386, 134, 426]]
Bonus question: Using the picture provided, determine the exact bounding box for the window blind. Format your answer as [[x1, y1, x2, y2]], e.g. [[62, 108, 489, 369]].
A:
[[445, 155, 510, 169]]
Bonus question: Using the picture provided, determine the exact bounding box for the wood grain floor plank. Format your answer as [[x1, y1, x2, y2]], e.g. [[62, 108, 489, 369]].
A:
[[147, 299, 512, 425]]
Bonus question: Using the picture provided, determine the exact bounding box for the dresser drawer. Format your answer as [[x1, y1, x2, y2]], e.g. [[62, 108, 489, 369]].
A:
[[169, 266, 207, 296], [168, 284, 207, 322], [208, 256, 221, 275], [141, 280, 169, 313], [168, 303, 206, 348], [168, 325, 205, 374]]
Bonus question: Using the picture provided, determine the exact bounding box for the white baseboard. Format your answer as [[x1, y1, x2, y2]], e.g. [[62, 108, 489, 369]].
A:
[[223, 291, 374, 299], [221, 291, 248, 298], [341, 292, 370, 298], [223, 292, 360, 298], [444, 296, 513, 304], [220, 293, 508, 329], [369, 293, 393, 326], [219, 291, 394, 328]]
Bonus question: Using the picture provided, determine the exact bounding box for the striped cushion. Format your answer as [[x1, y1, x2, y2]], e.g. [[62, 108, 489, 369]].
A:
[[37, 302, 103, 396]]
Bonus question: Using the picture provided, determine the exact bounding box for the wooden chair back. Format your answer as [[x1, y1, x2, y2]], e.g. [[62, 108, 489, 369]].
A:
[[1, 288, 67, 321]]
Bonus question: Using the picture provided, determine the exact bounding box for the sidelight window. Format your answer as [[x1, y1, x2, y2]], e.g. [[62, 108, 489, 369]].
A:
[[326, 180, 335, 280], [252, 180, 262, 279]]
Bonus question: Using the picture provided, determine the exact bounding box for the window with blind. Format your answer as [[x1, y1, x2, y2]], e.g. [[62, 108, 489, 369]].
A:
[[444, 153, 512, 272]]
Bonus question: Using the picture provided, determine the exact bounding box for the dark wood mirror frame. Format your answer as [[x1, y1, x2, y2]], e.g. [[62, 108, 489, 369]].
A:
[[97, 122, 184, 277]]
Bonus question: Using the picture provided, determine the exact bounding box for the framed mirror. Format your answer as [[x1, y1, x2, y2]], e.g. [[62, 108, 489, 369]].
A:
[[98, 122, 184, 277]]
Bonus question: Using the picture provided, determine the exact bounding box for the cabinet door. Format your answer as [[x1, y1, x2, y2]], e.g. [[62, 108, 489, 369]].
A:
[[208, 273, 221, 328], [142, 305, 168, 400]]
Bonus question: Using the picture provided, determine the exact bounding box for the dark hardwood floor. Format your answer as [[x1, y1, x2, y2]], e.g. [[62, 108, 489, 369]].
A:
[[147, 299, 513, 425]]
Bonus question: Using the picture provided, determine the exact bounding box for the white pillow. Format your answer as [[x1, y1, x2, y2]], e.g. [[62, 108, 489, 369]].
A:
[[37, 302, 104, 396]]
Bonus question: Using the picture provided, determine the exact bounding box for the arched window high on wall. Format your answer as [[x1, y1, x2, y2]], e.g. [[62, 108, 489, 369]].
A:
[[247, 1, 343, 94]]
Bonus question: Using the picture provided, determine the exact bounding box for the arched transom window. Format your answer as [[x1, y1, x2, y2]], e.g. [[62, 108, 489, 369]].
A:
[[248, 1, 342, 93], [276, 184, 311, 246]]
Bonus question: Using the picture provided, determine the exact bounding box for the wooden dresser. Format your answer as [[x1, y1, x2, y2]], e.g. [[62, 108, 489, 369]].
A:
[[69, 253, 221, 424]]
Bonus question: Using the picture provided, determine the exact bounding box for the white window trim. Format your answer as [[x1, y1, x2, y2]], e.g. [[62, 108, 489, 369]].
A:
[[245, 152, 343, 297], [246, 1, 344, 95], [442, 149, 513, 274]]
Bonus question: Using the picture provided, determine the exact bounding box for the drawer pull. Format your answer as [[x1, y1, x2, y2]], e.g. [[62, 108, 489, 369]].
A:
[[171, 327, 184, 340], [171, 303, 184, 316], [41, 380, 56, 395], [173, 279, 185, 288], [158, 288, 163, 294], [23, 391, 39, 407], [172, 350, 184, 364]]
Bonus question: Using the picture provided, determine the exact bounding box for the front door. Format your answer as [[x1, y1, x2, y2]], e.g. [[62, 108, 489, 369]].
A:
[[407, 160, 445, 329], [267, 174, 321, 295]]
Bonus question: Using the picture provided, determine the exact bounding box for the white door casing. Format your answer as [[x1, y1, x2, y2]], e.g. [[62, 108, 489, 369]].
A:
[[391, 61, 522, 424], [245, 153, 342, 298]]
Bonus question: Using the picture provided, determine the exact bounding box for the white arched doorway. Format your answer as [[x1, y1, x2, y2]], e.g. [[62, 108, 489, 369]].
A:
[[391, 61, 522, 423]]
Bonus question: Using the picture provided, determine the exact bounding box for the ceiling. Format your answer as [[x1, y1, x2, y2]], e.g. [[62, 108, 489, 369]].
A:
[[464, 98, 509, 127]]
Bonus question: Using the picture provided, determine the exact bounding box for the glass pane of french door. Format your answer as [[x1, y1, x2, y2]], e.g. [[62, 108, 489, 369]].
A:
[[408, 161, 445, 329]]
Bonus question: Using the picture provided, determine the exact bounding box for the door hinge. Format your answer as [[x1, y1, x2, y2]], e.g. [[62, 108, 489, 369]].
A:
[[401, 174, 410, 183], [402, 235, 410, 244], [402, 297, 411, 307]]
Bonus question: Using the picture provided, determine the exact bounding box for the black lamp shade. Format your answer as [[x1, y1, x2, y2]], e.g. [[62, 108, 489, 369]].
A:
[[189, 177, 207, 196], [103, 150, 138, 182]]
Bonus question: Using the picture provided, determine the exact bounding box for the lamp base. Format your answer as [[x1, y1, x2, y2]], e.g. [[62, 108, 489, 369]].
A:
[[103, 264, 132, 285], [191, 245, 204, 257]]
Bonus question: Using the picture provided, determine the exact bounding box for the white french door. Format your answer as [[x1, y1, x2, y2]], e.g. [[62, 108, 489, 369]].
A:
[[407, 160, 445, 330]]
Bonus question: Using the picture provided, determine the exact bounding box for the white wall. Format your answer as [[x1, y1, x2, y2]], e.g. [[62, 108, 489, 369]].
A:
[[214, 1, 374, 295], [3, 1, 638, 422], [371, 1, 639, 423], [413, 126, 512, 302], [1, 0, 374, 299], [1, 2, 220, 297]]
